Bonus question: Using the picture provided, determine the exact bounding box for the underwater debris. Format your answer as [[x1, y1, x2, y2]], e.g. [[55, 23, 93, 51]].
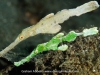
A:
[[0, 1, 99, 57]]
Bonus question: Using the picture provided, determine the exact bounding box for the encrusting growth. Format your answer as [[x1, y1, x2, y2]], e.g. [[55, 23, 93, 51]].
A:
[[0, 1, 99, 57], [14, 27, 98, 66]]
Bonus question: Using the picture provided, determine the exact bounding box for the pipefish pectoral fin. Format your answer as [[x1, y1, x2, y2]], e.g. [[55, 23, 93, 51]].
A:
[[47, 24, 61, 34]]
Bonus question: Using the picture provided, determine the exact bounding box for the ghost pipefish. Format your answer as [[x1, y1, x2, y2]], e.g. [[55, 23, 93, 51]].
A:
[[0, 1, 99, 57]]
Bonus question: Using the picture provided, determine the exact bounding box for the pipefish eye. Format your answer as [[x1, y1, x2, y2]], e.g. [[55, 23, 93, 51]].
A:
[[19, 36, 24, 39]]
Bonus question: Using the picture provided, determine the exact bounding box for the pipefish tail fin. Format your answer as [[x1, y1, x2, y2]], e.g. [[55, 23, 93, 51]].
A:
[[75, 1, 99, 16]]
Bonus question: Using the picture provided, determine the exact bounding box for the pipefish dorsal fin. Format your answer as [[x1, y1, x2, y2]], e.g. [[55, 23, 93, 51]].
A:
[[42, 13, 54, 20]]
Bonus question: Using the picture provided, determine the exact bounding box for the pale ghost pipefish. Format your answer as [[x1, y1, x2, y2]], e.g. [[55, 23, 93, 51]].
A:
[[0, 1, 99, 57]]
